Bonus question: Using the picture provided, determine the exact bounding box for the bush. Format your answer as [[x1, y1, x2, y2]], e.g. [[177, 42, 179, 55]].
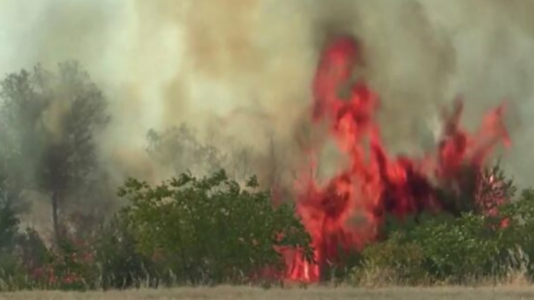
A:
[[1, 165, 534, 289], [353, 187, 534, 285], [411, 213, 504, 282], [94, 216, 156, 289], [354, 212, 507, 284], [0, 199, 26, 290], [15, 228, 51, 289], [350, 232, 429, 286], [37, 238, 98, 291], [0, 201, 101, 291], [349, 163, 525, 285], [498, 188, 534, 277], [118, 169, 312, 285]]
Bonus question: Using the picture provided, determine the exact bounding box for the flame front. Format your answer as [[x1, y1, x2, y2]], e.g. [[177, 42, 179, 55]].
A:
[[282, 35, 511, 283]]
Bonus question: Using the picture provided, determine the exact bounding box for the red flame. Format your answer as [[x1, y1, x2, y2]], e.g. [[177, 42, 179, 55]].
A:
[[283, 35, 511, 283]]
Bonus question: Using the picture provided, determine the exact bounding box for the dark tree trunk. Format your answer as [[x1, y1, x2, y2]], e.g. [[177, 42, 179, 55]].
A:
[[51, 191, 62, 246]]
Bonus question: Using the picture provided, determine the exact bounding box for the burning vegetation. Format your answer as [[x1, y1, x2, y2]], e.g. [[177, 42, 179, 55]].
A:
[[280, 35, 511, 283], [0, 27, 530, 291]]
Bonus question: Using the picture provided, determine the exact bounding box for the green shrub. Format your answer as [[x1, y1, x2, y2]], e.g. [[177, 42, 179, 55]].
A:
[[118, 169, 312, 285], [29, 237, 98, 291], [349, 164, 523, 285], [498, 188, 534, 277], [411, 213, 503, 282], [0, 199, 27, 290], [0, 165, 531, 289], [15, 228, 51, 289], [350, 232, 429, 286], [94, 216, 156, 289]]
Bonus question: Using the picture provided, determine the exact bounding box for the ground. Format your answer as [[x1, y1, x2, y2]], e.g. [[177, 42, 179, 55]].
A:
[[1, 286, 534, 300]]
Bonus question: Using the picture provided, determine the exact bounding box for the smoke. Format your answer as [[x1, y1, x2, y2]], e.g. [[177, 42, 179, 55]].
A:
[[1, 0, 534, 189]]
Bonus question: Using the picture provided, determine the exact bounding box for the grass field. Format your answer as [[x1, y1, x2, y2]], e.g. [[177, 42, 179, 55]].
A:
[[1, 286, 534, 300]]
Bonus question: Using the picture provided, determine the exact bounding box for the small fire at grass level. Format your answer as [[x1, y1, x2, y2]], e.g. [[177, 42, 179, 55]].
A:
[[278, 35, 511, 283]]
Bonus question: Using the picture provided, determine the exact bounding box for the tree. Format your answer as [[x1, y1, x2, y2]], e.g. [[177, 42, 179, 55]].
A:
[[146, 124, 226, 177], [0, 61, 110, 245], [0, 67, 47, 214]]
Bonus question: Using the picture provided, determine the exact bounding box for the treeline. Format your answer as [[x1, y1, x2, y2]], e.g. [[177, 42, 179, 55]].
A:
[[0, 61, 273, 246], [0, 62, 533, 290], [0, 61, 305, 290], [2, 161, 534, 290], [0, 169, 312, 290]]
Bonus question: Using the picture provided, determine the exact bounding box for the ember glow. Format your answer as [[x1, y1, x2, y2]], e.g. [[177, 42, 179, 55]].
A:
[[282, 35, 511, 283]]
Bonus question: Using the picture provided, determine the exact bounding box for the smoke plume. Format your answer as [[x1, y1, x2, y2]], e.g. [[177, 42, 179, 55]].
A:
[[1, 0, 533, 190]]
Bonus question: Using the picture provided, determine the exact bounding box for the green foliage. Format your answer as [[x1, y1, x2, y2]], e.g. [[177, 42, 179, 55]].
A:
[[355, 212, 504, 284], [118, 169, 312, 284], [0, 199, 19, 250], [406, 213, 503, 281], [0, 61, 112, 244], [0, 62, 110, 191], [351, 233, 428, 286], [352, 164, 534, 284], [0, 199, 23, 289], [38, 238, 97, 291], [497, 188, 534, 274], [0, 136, 528, 291], [94, 216, 155, 289]]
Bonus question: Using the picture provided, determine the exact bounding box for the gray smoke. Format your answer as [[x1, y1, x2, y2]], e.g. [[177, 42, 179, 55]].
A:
[[0, 0, 533, 190]]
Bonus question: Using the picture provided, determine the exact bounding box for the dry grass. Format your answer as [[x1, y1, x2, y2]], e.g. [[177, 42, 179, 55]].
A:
[[1, 286, 534, 300]]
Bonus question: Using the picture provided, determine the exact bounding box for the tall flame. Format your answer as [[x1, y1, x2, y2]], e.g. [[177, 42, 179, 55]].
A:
[[283, 35, 511, 282]]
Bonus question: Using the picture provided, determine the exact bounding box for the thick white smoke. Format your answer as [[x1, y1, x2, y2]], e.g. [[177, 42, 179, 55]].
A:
[[0, 0, 533, 189]]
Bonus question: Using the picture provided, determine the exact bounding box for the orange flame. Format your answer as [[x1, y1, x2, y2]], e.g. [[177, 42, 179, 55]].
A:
[[283, 35, 511, 282]]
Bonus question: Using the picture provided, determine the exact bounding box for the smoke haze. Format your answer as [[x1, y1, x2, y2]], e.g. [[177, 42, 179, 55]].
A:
[[1, 0, 534, 189]]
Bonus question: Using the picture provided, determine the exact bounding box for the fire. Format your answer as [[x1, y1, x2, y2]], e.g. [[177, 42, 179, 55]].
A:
[[283, 35, 511, 283]]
